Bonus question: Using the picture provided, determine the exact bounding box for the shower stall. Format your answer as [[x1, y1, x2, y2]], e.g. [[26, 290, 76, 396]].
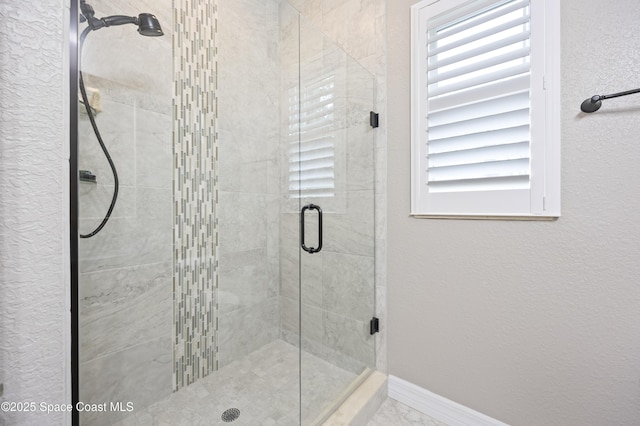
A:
[[72, 0, 377, 424]]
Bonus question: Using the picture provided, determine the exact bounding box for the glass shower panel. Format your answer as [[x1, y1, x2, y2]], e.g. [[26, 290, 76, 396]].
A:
[[296, 16, 377, 425], [77, 1, 173, 425], [76, 0, 375, 424]]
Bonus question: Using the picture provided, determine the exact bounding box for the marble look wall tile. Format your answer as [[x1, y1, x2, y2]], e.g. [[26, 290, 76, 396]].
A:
[[135, 109, 172, 190], [300, 252, 324, 307], [79, 98, 136, 187], [79, 184, 136, 221], [135, 188, 172, 222], [323, 310, 375, 369], [218, 248, 279, 314], [217, 192, 274, 253], [289, 0, 323, 31], [80, 73, 172, 116], [347, 125, 376, 192], [301, 302, 325, 346], [217, 297, 280, 368], [214, 0, 286, 375], [79, 103, 169, 205], [375, 284, 387, 374], [279, 6, 300, 75], [82, 0, 172, 114], [347, 57, 376, 119], [79, 261, 172, 362], [279, 212, 301, 298], [280, 247, 299, 301], [217, 0, 280, 128], [78, 200, 172, 273], [280, 295, 300, 338], [322, 252, 374, 321], [217, 146, 270, 194], [347, 0, 378, 60], [323, 191, 375, 257], [321, 1, 352, 53], [281, 325, 299, 349], [79, 337, 173, 426]]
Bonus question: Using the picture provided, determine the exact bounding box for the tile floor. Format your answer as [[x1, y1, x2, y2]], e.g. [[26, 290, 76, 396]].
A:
[[105, 338, 445, 426], [109, 339, 358, 425]]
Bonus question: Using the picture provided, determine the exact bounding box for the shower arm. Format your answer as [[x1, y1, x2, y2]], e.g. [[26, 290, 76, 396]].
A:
[[80, 1, 139, 31], [580, 88, 640, 113]]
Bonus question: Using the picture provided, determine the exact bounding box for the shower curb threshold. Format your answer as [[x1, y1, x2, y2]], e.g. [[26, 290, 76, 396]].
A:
[[321, 371, 388, 426]]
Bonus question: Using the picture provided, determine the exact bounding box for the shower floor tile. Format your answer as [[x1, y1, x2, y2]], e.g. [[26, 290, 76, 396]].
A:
[[110, 339, 357, 426]]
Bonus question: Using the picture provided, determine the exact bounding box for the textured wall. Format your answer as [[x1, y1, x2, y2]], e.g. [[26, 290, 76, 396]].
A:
[[0, 1, 69, 425], [387, 0, 640, 425]]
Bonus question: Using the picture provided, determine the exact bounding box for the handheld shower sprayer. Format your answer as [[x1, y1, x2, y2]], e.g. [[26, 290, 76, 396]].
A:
[[80, 0, 163, 36], [78, 1, 164, 238]]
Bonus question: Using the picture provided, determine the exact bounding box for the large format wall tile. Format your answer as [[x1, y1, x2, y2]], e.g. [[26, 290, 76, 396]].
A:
[[322, 252, 374, 321], [79, 262, 172, 361], [323, 191, 375, 257], [79, 337, 173, 426], [78, 98, 136, 187], [218, 248, 279, 314], [215, 0, 283, 371], [217, 297, 280, 368], [323, 310, 375, 371]]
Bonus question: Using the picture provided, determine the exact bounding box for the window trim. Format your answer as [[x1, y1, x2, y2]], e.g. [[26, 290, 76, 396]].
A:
[[410, 0, 560, 220]]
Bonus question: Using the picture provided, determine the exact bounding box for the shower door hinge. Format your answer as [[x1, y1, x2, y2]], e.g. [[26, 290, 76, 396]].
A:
[[370, 317, 380, 335], [370, 111, 379, 128]]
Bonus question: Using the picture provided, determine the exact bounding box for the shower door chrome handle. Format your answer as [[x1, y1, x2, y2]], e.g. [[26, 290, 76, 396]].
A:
[[300, 204, 323, 254]]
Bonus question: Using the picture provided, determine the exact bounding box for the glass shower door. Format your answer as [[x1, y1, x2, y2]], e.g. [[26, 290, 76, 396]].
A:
[[295, 16, 377, 425]]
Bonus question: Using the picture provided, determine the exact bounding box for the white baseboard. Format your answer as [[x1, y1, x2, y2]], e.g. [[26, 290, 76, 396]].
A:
[[388, 375, 509, 426]]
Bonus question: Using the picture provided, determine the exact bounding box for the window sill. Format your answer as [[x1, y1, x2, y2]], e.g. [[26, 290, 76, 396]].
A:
[[410, 213, 559, 221]]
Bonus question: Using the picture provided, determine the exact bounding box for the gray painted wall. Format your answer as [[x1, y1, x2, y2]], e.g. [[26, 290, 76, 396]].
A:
[[387, 0, 640, 425]]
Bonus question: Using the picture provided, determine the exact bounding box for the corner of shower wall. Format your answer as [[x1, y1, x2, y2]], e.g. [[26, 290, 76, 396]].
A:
[[215, 0, 283, 369]]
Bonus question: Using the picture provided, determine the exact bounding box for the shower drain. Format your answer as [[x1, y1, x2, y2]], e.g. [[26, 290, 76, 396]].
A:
[[221, 408, 241, 422]]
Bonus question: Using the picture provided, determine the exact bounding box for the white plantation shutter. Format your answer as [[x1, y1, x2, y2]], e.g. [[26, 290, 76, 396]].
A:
[[289, 74, 336, 198], [411, 0, 560, 218]]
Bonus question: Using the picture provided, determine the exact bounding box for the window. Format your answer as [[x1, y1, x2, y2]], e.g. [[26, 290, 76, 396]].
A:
[[411, 0, 560, 218]]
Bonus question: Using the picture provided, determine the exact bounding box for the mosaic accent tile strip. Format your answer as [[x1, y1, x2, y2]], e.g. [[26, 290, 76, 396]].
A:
[[173, 0, 219, 391]]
